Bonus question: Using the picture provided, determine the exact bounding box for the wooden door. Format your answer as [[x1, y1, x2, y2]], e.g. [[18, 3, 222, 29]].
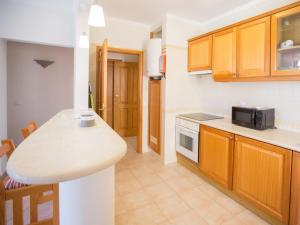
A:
[[200, 126, 234, 189], [188, 35, 212, 72], [106, 60, 114, 127], [233, 135, 292, 223], [148, 79, 161, 154], [290, 151, 300, 225], [237, 17, 271, 78], [114, 61, 138, 137], [271, 5, 300, 77], [212, 28, 237, 79], [98, 39, 108, 121]]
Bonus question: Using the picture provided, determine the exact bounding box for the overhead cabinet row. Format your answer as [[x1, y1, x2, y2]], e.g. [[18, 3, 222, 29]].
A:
[[188, 5, 300, 81]]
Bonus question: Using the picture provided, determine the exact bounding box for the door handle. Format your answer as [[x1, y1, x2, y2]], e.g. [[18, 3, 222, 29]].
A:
[[115, 94, 119, 97], [99, 104, 106, 111]]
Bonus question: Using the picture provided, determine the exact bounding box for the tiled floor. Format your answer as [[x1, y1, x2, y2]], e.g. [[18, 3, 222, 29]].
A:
[[116, 137, 270, 225]]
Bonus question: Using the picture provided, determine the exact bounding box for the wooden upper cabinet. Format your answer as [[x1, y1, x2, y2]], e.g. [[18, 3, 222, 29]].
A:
[[237, 17, 271, 78], [212, 28, 237, 79], [290, 151, 300, 225], [200, 126, 234, 189], [233, 135, 292, 224], [271, 5, 300, 77], [188, 35, 212, 72]]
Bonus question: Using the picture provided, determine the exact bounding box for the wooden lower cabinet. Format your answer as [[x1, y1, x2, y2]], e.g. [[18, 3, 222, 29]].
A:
[[199, 126, 234, 189], [233, 135, 292, 224], [290, 151, 300, 225]]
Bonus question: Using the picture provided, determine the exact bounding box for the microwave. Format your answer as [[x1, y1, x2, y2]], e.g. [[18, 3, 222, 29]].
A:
[[232, 106, 275, 130]]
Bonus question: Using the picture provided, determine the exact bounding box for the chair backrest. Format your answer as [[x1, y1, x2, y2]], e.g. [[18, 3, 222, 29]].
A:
[[0, 140, 15, 160], [21, 122, 38, 139]]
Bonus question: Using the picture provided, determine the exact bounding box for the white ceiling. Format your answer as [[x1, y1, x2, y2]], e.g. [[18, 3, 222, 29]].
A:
[[98, 0, 253, 25], [11, 0, 255, 24]]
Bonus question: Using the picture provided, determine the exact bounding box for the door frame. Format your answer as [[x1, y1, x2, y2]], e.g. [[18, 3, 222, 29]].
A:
[[96, 46, 144, 153]]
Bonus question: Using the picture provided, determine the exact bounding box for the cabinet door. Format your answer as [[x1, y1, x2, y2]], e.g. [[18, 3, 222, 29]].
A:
[[290, 152, 300, 225], [188, 36, 212, 72], [148, 79, 161, 154], [233, 136, 292, 223], [237, 17, 271, 78], [200, 126, 234, 189], [271, 5, 300, 77], [212, 28, 237, 79]]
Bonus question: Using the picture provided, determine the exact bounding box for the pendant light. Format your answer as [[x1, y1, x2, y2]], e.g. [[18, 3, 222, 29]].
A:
[[79, 32, 89, 49], [88, 1, 105, 27]]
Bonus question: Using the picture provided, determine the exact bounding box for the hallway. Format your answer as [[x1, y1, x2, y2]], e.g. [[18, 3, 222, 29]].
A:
[[116, 138, 269, 225]]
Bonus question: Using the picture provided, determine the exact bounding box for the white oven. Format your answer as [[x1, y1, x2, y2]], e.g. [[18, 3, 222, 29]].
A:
[[175, 118, 200, 163]]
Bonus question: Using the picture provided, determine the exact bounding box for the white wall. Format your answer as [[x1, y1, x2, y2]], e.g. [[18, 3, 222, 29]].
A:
[[90, 17, 150, 50], [0, 39, 7, 141], [0, 39, 7, 176], [7, 42, 74, 145], [73, 10, 90, 110], [0, 0, 75, 47], [89, 17, 151, 153], [162, 0, 300, 164]]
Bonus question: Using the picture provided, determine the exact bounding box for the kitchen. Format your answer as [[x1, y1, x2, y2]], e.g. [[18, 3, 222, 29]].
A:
[[145, 2, 300, 224], [1, 0, 300, 225]]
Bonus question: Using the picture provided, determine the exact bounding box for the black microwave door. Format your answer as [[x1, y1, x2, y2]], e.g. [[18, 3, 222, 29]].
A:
[[232, 107, 256, 128]]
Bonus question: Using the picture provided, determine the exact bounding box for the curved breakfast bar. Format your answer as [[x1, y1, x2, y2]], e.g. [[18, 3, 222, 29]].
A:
[[6, 109, 127, 225]]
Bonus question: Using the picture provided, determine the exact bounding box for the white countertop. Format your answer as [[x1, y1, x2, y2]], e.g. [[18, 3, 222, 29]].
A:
[[177, 116, 300, 152], [7, 109, 127, 184]]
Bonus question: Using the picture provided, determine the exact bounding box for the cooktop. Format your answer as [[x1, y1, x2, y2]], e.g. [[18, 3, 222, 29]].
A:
[[179, 113, 223, 121]]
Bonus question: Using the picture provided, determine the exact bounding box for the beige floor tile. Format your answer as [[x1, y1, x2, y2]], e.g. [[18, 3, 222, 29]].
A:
[[195, 202, 232, 225], [154, 194, 190, 219], [131, 203, 168, 225], [178, 187, 212, 209], [116, 178, 142, 196], [215, 195, 245, 216], [198, 182, 223, 200], [145, 182, 176, 200], [174, 165, 192, 175], [156, 221, 174, 225], [136, 173, 163, 187], [121, 189, 152, 211], [165, 176, 195, 193], [148, 161, 166, 172], [117, 203, 168, 225], [115, 138, 269, 225], [157, 168, 181, 180], [116, 169, 135, 182], [116, 212, 130, 225], [185, 173, 206, 187], [225, 210, 270, 225], [130, 165, 155, 177], [116, 194, 127, 215], [170, 210, 209, 225]]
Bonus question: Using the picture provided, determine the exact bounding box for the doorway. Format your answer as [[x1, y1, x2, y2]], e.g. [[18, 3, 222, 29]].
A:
[[94, 40, 143, 153], [106, 57, 139, 137]]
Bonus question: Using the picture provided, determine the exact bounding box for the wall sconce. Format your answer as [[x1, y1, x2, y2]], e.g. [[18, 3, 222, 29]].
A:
[[79, 32, 89, 49]]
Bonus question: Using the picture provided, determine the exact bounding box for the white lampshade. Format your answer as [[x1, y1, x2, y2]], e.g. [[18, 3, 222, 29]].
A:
[[88, 4, 105, 27], [79, 32, 89, 49]]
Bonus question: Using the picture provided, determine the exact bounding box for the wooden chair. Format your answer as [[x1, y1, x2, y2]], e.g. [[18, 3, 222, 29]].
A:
[[0, 140, 59, 225], [21, 122, 38, 139]]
